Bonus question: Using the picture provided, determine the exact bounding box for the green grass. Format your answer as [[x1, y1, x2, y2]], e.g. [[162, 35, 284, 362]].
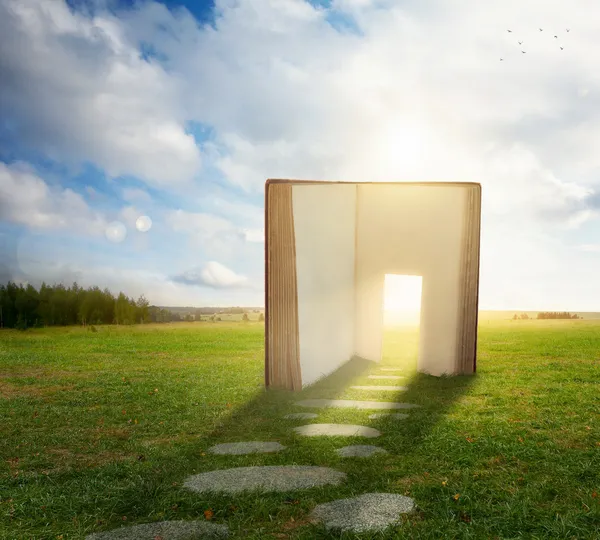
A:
[[1, 320, 599, 539]]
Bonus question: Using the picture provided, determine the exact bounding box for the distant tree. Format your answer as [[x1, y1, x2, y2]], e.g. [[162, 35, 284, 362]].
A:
[[242, 313, 249, 322], [520, 313, 529, 320], [258, 312, 265, 322], [115, 292, 136, 324], [37, 282, 52, 326], [512, 314, 518, 320], [136, 295, 150, 324], [15, 284, 39, 328]]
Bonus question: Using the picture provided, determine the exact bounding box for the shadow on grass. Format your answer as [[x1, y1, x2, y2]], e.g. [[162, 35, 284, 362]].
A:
[[173, 354, 477, 537], [72, 356, 476, 539], [200, 351, 476, 457]]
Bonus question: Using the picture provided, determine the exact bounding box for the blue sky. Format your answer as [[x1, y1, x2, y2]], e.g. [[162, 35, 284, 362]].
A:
[[1, 0, 600, 309]]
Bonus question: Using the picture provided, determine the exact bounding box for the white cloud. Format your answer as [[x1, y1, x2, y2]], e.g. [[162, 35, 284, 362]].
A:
[[164, 208, 264, 260], [211, 197, 264, 227], [576, 244, 600, 253], [243, 228, 264, 243], [119, 205, 143, 230], [172, 261, 249, 289], [0, 161, 107, 236], [0, 0, 201, 186], [165, 209, 236, 237], [13, 258, 261, 305], [122, 188, 152, 203]]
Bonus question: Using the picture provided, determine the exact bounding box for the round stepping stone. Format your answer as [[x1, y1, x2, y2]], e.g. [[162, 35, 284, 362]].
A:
[[351, 386, 408, 391], [368, 375, 405, 380], [336, 445, 388, 457], [295, 399, 419, 410], [183, 466, 346, 494], [311, 493, 415, 533], [284, 412, 318, 420], [368, 413, 409, 420], [85, 520, 229, 539], [293, 424, 381, 438], [207, 441, 285, 455]]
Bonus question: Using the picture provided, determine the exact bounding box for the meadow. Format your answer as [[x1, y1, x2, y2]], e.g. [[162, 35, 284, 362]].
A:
[[1, 319, 599, 539]]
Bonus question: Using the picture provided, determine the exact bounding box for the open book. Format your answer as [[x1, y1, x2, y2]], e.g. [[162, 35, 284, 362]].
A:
[[265, 180, 482, 391]]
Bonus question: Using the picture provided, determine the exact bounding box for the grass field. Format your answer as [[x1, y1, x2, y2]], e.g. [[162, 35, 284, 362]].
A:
[[1, 320, 599, 539]]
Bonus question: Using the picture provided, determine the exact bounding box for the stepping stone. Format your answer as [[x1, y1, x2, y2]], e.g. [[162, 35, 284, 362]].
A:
[[379, 368, 403, 372], [311, 493, 415, 533], [85, 520, 229, 539], [336, 445, 388, 457], [351, 386, 408, 391], [207, 441, 285, 455], [295, 399, 419, 410], [368, 413, 410, 420], [293, 424, 381, 438], [368, 375, 405, 380], [183, 466, 346, 494], [284, 412, 318, 420]]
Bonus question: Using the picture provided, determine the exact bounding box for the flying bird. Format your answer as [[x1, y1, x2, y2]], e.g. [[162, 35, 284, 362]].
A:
[[507, 29, 512, 32], [554, 35, 558, 38], [518, 41, 523, 45], [566, 28, 570, 32], [522, 50, 526, 53], [539, 28, 543, 31], [560, 46, 564, 50], [500, 58, 504, 61]]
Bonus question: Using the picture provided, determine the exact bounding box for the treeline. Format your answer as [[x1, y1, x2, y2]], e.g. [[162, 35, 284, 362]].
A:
[[512, 312, 582, 320], [536, 312, 581, 320], [168, 306, 261, 315], [0, 281, 179, 329]]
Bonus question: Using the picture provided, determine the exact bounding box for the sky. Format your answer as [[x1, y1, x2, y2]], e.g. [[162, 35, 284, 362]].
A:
[[1, 0, 600, 310]]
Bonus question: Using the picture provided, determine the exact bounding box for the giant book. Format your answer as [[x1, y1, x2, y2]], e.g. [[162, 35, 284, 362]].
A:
[[265, 180, 482, 390]]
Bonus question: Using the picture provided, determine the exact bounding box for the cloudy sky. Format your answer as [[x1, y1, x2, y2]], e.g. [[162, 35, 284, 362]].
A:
[[1, 0, 599, 310]]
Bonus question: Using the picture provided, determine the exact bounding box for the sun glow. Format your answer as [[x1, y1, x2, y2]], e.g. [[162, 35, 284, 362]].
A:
[[383, 274, 422, 325]]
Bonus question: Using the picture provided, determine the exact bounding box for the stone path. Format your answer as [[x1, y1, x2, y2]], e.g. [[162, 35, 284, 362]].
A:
[[207, 441, 285, 455], [293, 423, 381, 438], [350, 385, 408, 391], [368, 413, 410, 420], [88, 365, 421, 538], [295, 398, 420, 410], [284, 412, 317, 420], [183, 466, 346, 495], [311, 493, 415, 533], [85, 520, 229, 540], [379, 367, 403, 372], [336, 445, 388, 457]]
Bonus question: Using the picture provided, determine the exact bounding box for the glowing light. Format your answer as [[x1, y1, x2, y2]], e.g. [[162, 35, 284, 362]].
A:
[[136, 215, 152, 232], [383, 274, 422, 325], [105, 221, 126, 243]]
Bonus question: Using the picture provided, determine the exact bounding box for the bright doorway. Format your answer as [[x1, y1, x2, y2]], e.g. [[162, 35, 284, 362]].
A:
[[382, 274, 422, 370]]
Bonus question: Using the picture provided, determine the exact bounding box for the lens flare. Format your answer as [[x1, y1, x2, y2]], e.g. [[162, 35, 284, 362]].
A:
[[105, 221, 127, 243], [135, 215, 152, 232]]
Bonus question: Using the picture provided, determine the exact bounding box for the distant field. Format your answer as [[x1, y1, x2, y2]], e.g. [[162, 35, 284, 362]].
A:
[[478, 310, 600, 320], [1, 320, 599, 539]]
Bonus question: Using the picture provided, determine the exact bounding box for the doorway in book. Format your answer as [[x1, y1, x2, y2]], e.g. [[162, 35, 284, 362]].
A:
[[381, 274, 422, 374]]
